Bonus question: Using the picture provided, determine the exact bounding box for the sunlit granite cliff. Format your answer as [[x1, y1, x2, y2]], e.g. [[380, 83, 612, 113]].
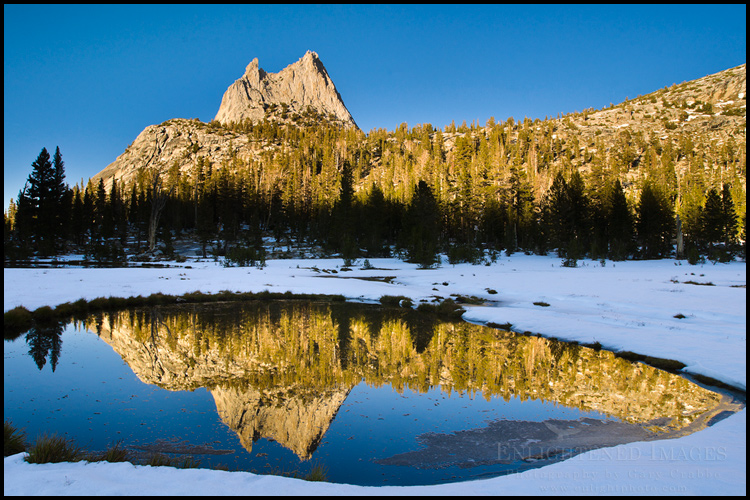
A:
[[215, 51, 357, 128]]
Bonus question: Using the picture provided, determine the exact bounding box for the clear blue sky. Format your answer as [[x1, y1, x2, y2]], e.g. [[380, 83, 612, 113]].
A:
[[4, 4, 746, 210]]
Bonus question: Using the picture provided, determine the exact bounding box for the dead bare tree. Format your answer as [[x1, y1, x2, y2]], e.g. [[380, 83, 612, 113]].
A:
[[147, 169, 174, 253]]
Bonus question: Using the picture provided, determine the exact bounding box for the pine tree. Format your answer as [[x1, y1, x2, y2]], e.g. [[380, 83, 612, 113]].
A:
[[196, 186, 215, 258], [606, 179, 634, 260], [96, 178, 110, 240], [700, 187, 724, 245], [361, 184, 391, 257], [13, 187, 33, 252], [567, 171, 590, 244], [587, 186, 608, 260], [506, 165, 536, 252], [546, 171, 570, 256], [699, 185, 738, 262], [109, 178, 128, 245], [51, 147, 70, 249], [677, 174, 706, 253], [5, 193, 32, 262], [82, 182, 95, 243], [403, 181, 441, 268], [544, 171, 590, 264], [720, 183, 738, 246], [25, 148, 59, 254], [69, 186, 85, 246], [331, 160, 358, 263], [3, 205, 11, 259], [636, 182, 674, 259]]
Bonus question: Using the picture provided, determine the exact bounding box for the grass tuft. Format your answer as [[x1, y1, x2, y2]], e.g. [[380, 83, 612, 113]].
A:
[[25, 433, 87, 464], [451, 294, 483, 305], [32, 305, 56, 324], [303, 462, 329, 482], [4, 421, 27, 457], [379, 295, 413, 308], [53, 302, 79, 319], [143, 452, 201, 468], [4, 306, 33, 338], [683, 280, 715, 286], [176, 456, 202, 469], [615, 351, 686, 372], [182, 291, 210, 303], [643, 356, 686, 372], [88, 440, 130, 463], [71, 299, 90, 318], [486, 321, 513, 331], [144, 452, 175, 467], [416, 298, 465, 319]]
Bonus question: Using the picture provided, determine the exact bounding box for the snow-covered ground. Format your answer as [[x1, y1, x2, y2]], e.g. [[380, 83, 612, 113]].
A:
[[4, 254, 746, 495]]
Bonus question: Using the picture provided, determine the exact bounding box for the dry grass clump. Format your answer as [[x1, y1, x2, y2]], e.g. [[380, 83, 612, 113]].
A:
[[4, 421, 27, 457]]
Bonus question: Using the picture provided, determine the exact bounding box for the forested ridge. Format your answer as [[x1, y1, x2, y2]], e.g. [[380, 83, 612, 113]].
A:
[[5, 64, 746, 266]]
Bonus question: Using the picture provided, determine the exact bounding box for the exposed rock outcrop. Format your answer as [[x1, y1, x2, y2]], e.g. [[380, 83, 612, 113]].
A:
[[214, 50, 357, 128], [91, 51, 358, 191], [91, 118, 257, 190]]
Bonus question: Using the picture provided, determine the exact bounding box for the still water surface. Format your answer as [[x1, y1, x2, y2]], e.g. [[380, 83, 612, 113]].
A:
[[3, 301, 740, 485]]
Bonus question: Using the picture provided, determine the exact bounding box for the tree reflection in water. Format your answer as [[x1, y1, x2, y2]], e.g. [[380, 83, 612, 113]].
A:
[[73, 300, 736, 463], [25, 321, 64, 371]]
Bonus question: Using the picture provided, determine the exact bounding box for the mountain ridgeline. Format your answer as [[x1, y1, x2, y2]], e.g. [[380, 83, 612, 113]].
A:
[[5, 53, 746, 265]]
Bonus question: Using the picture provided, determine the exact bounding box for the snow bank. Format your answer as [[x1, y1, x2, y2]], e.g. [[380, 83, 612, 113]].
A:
[[4, 254, 746, 495]]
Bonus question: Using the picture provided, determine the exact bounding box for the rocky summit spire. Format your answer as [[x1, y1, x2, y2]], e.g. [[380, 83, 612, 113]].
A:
[[214, 50, 357, 128]]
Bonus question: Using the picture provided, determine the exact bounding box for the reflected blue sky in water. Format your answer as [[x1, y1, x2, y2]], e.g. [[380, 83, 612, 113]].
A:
[[5, 320, 617, 485]]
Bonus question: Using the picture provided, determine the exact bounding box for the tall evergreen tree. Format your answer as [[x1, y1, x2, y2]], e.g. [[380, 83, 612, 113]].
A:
[[636, 182, 674, 259], [128, 183, 142, 250], [51, 147, 70, 248], [546, 171, 570, 256], [606, 179, 634, 260], [360, 184, 392, 257], [720, 183, 738, 246], [82, 182, 95, 243], [567, 171, 590, 247], [69, 186, 85, 246], [14, 186, 33, 251], [506, 165, 536, 252], [677, 175, 706, 254], [403, 180, 441, 268], [699, 185, 738, 261], [3, 206, 11, 260], [330, 160, 358, 263], [544, 171, 589, 261], [96, 178, 110, 240], [25, 148, 58, 254], [700, 187, 724, 245]]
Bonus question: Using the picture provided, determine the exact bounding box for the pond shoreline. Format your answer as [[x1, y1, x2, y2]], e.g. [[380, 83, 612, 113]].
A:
[[7, 288, 745, 398], [4, 255, 746, 494]]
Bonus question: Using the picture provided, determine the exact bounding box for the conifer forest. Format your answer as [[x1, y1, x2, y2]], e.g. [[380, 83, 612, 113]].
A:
[[4, 76, 746, 268]]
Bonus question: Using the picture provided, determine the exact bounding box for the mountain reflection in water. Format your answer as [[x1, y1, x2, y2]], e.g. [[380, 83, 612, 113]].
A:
[[69, 300, 737, 465]]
